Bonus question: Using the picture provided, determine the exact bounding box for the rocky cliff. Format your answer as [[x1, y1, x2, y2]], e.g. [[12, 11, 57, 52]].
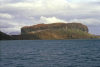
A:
[[21, 23, 88, 34], [20, 23, 96, 40], [0, 23, 97, 40]]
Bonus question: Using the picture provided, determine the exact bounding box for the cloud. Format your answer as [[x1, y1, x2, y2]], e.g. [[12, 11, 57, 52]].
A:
[[0, 28, 20, 35], [0, 0, 100, 16], [0, 0, 70, 16], [69, 0, 100, 3], [69, 18, 100, 26], [0, 13, 14, 19], [0, 19, 28, 28], [0, 19, 28, 34], [39, 16, 66, 24]]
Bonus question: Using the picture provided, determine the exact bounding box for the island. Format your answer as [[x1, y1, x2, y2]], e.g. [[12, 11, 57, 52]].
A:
[[0, 22, 98, 40]]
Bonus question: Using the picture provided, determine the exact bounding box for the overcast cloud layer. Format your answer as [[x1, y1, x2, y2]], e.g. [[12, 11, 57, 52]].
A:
[[0, 0, 100, 35]]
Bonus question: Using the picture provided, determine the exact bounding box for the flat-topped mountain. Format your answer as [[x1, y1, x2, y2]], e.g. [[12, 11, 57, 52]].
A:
[[20, 23, 96, 40], [0, 23, 98, 40], [21, 23, 88, 34]]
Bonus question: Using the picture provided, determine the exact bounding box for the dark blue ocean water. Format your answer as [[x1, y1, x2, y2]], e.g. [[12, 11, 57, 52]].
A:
[[0, 40, 100, 67]]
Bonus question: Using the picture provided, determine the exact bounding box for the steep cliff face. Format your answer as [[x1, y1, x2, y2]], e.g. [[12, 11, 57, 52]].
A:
[[21, 23, 88, 34], [19, 22, 95, 40], [66, 23, 88, 32]]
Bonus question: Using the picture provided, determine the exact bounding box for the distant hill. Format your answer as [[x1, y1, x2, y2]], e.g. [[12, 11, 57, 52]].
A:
[[20, 23, 97, 40], [95, 35, 100, 39], [0, 31, 14, 40], [21, 23, 88, 34], [0, 23, 98, 40]]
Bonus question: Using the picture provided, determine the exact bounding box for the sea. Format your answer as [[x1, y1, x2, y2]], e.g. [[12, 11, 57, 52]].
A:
[[0, 40, 100, 67]]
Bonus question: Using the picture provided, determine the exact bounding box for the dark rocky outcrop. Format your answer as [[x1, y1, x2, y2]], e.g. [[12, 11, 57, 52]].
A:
[[0, 31, 14, 40]]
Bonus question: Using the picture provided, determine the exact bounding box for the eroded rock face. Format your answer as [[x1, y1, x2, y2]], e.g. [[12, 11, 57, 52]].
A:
[[21, 23, 88, 34], [66, 23, 88, 32]]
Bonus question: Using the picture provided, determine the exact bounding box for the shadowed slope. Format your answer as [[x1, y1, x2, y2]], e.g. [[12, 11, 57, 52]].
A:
[[0, 31, 14, 40]]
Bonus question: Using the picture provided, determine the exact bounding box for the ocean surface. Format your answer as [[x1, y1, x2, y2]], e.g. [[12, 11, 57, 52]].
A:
[[0, 40, 100, 67]]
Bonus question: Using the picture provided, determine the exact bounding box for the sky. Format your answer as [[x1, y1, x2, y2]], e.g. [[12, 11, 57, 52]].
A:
[[0, 0, 100, 35]]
